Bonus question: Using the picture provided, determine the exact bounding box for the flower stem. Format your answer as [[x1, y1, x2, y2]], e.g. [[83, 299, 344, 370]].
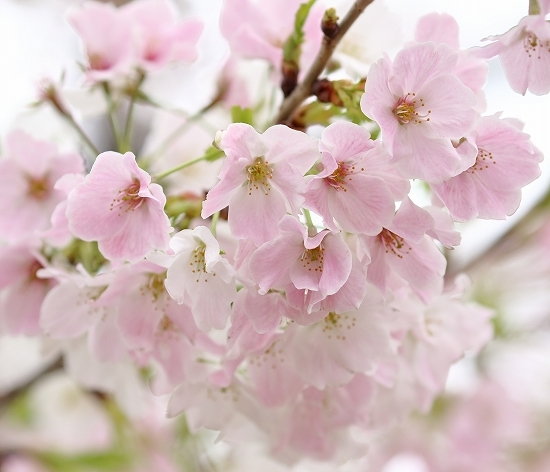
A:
[[149, 97, 220, 159], [40, 83, 100, 156], [153, 154, 208, 181], [276, 0, 376, 124], [211, 211, 220, 237], [529, 0, 540, 14], [121, 71, 145, 153], [302, 208, 318, 236], [102, 82, 123, 152]]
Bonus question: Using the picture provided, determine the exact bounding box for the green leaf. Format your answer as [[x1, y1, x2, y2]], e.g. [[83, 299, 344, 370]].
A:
[[282, 0, 317, 66], [230, 105, 254, 125]]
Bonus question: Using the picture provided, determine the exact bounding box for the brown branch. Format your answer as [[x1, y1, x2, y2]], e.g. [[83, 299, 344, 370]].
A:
[[275, 0, 376, 124], [0, 356, 64, 412]]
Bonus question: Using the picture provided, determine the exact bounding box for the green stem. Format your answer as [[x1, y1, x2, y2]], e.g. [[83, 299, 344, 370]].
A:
[[150, 98, 220, 159], [152, 154, 208, 181], [61, 113, 100, 157], [121, 71, 145, 152], [102, 82, 122, 152], [41, 85, 100, 157], [211, 211, 220, 238], [529, 0, 540, 14], [302, 208, 317, 235]]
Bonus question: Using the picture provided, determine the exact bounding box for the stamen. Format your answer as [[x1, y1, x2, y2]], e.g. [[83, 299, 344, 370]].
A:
[[469, 148, 495, 174], [245, 157, 273, 196], [109, 178, 145, 216], [379, 229, 411, 258], [393, 92, 431, 125]]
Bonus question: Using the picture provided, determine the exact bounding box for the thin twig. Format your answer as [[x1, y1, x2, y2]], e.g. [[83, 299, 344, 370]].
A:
[[0, 356, 64, 412], [275, 0, 376, 124]]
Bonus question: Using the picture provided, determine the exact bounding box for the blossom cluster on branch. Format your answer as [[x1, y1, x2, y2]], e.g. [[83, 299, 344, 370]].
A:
[[0, 0, 549, 470]]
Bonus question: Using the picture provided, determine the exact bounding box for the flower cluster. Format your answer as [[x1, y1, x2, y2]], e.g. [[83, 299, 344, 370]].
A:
[[0, 0, 548, 469]]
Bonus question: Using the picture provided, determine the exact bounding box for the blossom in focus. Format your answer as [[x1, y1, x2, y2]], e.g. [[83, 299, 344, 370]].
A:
[[361, 42, 478, 183], [202, 123, 319, 246], [156, 226, 236, 332], [0, 130, 84, 242], [474, 4, 550, 96], [66, 151, 172, 263], [304, 121, 402, 235], [414, 13, 489, 108], [432, 115, 543, 222], [248, 215, 352, 313]]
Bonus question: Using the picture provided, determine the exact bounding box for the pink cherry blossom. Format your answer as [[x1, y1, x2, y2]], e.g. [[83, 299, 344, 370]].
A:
[[248, 216, 352, 312], [246, 335, 304, 407], [68, 1, 134, 82], [287, 285, 394, 389], [66, 151, 171, 263], [0, 243, 55, 336], [304, 121, 402, 235], [414, 13, 488, 98], [361, 42, 478, 183], [220, 0, 323, 71], [360, 198, 446, 297], [39, 268, 127, 362], [474, 9, 550, 95], [121, 0, 203, 71], [0, 130, 84, 242], [156, 226, 236, 332], [432, 115, 543, 222], [202, 124, 319, 246], [39, 173, 84, 248]]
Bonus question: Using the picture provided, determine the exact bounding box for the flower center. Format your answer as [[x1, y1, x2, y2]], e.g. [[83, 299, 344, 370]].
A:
[[325, 161, 365, 191], [110, 178, 145, 215], [189, 243, 217, 283], [88, 52, 111, 71], [469, 147, 496, 174], [26, 176, 50, 200], [300, 245, 325, 273], [145, 272, 167, 301], [245, 157, 273, 196], [393, 92, 431, 125], [379, 229, 411, 258], [523, 32, 550, 58], [321, 312, 356, 340]]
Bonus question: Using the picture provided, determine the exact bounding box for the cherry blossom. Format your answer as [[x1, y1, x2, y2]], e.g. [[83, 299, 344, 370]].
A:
[[360, 198, 446, 297], [220, 0, 323, 72], [474, 5, 550, 95], [68, 1, 134, 82], [304, 121, 401, 235], [66, 151, 172, 263], [121, 0, 203, 71], [361, 42, 478, 183], [202, 124, 319, 246], [0, 243, 54, 336], [0, 130, 83, 242], [432, 115, 543, 221], [248, 216, 352, 313], [155, 226, 236, 332]]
